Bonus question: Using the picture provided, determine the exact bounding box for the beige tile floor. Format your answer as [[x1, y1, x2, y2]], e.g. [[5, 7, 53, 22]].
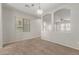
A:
[[0, 37, 79, 55]]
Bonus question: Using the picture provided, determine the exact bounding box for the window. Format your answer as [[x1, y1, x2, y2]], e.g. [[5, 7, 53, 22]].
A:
[[54, 9, 71, 32], [61, 23, 65, 31], [66, 23, 71, 31], [16, 17, 30, 32], [60, 23, 71, 31]]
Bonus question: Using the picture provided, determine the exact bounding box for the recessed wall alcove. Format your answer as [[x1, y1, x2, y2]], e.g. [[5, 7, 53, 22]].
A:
[[54, 8, 71, 32]]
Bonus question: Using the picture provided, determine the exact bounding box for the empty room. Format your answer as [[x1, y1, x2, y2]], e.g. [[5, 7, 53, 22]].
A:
[[0, 3, 79, 55]]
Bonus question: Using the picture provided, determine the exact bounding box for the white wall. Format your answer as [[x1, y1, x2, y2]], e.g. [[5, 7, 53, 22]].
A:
[[41, 4, 79, 50], [0, 3, 3, 47], [2, 4, 41, 44]]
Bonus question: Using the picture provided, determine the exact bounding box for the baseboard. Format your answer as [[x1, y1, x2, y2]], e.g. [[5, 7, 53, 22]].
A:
[[3, 36, 41, 45], [42, 38, 79, 51]]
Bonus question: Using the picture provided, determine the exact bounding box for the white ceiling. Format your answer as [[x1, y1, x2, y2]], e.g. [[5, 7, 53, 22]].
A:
[[7, 3, 62, 18]]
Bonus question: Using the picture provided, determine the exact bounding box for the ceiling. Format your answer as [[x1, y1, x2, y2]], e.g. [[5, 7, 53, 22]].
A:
[[6, 3, 62, 18]]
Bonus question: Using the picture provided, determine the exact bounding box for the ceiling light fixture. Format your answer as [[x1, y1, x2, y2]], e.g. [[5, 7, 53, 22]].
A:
[[25, 3, 43, 15], [37, 3, 43, 15], [25, 4, 35, 8]]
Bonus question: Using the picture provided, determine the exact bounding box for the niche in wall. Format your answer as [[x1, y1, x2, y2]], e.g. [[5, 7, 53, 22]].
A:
[[54, 8, 71, 32], [16, 17, 30, 32]]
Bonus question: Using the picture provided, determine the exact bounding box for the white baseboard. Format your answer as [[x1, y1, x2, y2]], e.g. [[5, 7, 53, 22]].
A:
[[42, 38, 79, 51], [3, 36, 41, 45]]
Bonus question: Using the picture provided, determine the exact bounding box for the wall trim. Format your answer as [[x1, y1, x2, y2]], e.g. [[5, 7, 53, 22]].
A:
[[42, 38, 79, 51], [3, 36, 41, 45]]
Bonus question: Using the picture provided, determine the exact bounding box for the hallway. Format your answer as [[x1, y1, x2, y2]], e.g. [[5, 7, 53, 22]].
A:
[[0, 37, 79, 55]]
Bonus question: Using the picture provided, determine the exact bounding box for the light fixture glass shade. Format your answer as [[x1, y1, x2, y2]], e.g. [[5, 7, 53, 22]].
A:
[[37, 9, 43, 15]]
